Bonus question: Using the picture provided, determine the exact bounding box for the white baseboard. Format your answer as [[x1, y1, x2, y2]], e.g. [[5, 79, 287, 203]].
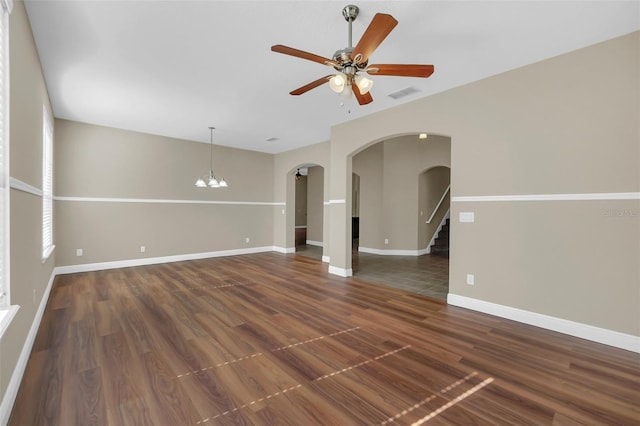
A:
[[321, 255, 330, 263], [305, 240, 323, 247], [328, 266, 353, 277], [358, 246, 429, 256], [447, 294, 640, 353], [1, 271, 56, 425], [56, 246, 276, 275], [272, 246, 295, 254]]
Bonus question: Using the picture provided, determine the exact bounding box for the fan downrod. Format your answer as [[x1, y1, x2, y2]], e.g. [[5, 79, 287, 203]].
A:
[[337, 4, 362, 67]]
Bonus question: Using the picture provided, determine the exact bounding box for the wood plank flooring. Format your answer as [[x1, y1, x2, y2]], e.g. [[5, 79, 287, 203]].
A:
[[9, 252, 640, 425]]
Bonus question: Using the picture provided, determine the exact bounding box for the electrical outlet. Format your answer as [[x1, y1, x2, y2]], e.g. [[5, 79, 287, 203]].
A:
[[245, 237, 250, 243], [76, 248, 83, 257], [384, 238, 389, 245], [466, 274, 475, 285], [140, 246, 146, 253]]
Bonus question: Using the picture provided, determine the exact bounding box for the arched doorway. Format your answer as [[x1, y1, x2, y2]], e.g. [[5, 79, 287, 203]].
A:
[[349, 134, 451, 299], [292, 164, 325, 261]]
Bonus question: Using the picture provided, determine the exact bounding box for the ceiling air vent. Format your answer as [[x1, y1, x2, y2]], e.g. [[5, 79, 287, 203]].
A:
[[388, 86, 420, 100]]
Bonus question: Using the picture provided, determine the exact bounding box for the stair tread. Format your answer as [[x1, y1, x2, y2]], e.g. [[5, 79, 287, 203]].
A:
[[429, 217, 450, 256]]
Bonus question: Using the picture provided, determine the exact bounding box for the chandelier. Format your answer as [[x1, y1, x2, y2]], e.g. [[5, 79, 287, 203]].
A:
[[195, 127, 228, 188]]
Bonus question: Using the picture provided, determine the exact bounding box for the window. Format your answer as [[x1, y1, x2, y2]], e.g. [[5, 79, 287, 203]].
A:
[[0, 0, 11, 308], [42, 106, 54, 261]]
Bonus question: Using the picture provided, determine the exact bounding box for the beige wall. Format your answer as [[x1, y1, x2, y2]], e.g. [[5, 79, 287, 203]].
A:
[[272, 141, 329, 252], [55, 120, 274, 202], [306, 166, 324, 244], [328, 32, 639, 335], [452, 199, 638, 333], [54, 119, 275, 266], [2, 0, 56, 414], [352, 142, 383, 249], [294, 175, 307, 227], [351, 173, 360, 217], [352, 135, 451, 251]]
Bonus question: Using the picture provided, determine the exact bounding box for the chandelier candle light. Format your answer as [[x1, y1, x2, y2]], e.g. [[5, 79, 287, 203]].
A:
[[195, 127, 228, 188]]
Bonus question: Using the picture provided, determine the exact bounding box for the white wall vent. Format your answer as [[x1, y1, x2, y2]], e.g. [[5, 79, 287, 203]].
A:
[[388, 86, 420, 100]]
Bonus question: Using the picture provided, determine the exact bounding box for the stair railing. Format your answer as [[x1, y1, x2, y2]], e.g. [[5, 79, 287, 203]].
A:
[[426, 185, 450, 224]]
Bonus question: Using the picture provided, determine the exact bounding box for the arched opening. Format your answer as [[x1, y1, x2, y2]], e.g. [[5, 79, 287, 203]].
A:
[[352, 172, 360, 251], [349, 133, 451, 299], [291, 164, 325, 261]]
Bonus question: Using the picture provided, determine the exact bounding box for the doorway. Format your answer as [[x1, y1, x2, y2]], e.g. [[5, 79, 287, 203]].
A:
[[350, 134, 451, 299], [293, 165, 324, 261]]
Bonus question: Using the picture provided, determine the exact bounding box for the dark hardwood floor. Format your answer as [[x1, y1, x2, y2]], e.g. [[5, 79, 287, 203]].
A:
[[9, 253, 640, 425]]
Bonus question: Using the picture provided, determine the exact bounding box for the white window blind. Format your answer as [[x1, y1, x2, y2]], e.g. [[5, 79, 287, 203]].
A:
[[42, 106, 53, 261], [0, 0, 11, 308]]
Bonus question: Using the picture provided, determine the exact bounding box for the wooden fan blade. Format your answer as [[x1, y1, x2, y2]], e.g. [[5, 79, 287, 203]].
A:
[[271, 44, 338, 67], [351, 13, 398, 65], [353, 84, 373, 105], [366, 64, 435, 78], [290, 75, 333, 96]]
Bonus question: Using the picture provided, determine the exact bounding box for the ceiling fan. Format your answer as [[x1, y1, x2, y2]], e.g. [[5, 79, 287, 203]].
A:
[[271, 4, 434, 105]]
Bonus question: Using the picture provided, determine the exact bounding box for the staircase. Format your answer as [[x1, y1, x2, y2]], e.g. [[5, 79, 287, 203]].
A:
[[430, 218, 449, 258]]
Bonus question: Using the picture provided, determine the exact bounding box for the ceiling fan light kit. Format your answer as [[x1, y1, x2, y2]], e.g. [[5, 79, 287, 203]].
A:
[[271, 4, 434, 105], [329, 73, 346, 92], [354, 74, 373, 94]]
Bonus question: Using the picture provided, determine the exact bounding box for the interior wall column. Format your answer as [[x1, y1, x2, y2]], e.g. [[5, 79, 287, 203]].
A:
[[284, 173, 295, 250], [327, 152, 352, 276], [321, 164, 331, 263]]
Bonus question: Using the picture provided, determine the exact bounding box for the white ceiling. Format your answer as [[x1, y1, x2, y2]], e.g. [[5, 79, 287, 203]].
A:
[[24, 1, 639, 154]]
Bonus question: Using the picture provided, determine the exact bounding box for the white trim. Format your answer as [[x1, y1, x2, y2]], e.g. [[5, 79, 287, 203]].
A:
[[328, 265, 352, 277], [358, 246, 428, 256], [9, 177, 42, 197], [447, 294, 640, 353], [0, 270, 55, 425], [295, 225, 307, 229], [42, 106, 54, 263], [306, 240, 323, 247], [323, 201, 330, 206], [41, 244, 55, 263], [321, 255, 330, 263], [452, 192, 640, 203], [0, 0, 13, 13], [53, 196, 284, 206], [426, 185, 450, 224], [0, 304, 18, 340], [55, 246, 277, 275], [328, 199, 346, 204], [272, 246, 295, 254]]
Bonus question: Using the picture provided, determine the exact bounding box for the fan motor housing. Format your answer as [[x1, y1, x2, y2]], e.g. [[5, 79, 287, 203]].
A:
[[332, 47, 367, 71]]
